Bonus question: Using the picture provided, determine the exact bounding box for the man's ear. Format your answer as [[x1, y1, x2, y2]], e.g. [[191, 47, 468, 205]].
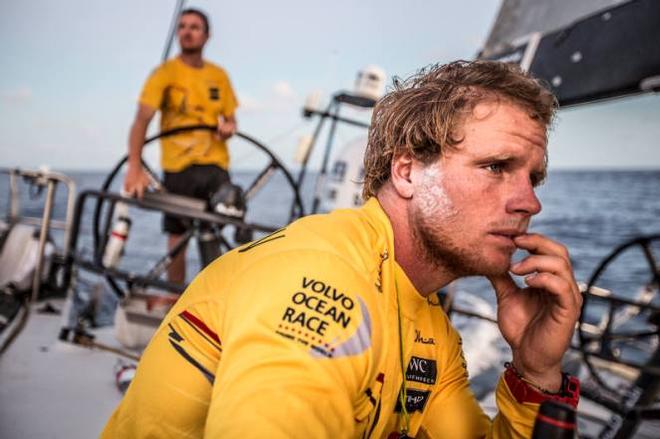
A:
[[390, 152, 415, 199]]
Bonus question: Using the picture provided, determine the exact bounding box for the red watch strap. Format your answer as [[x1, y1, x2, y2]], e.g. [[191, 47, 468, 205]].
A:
[[504, 366, 580, 408]]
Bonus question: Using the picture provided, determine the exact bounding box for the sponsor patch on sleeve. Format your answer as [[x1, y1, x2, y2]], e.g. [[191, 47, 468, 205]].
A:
[[405, 356, 437, 385]]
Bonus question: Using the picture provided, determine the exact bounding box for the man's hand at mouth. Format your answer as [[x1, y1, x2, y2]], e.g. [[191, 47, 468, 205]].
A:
[[488, 233, 582, 391]]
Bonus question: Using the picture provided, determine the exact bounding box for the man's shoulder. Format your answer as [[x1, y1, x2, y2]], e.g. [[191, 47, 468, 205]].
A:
[[145, 59, 178, 80], [151, 57, 175, 70], [203, 60, 229, 77], [228, 207, 384, 279], [290, 207, 382, 255]]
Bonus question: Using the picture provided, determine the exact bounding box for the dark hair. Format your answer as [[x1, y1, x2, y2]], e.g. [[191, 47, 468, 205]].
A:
[[181, 8, 210, 34], [362, 60, 557, 199]]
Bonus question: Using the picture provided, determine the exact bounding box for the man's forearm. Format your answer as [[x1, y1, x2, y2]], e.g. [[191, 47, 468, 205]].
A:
[[128, 118, 149, 168], [123, 110, 154, 197]]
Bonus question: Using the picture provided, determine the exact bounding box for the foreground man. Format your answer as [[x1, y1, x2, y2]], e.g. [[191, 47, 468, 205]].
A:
[[103, 61, 581, 438]]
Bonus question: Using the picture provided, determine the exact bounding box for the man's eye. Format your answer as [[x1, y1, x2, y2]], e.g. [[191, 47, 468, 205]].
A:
[[486, 163, 504, 174], [531, 173, 545, 187]]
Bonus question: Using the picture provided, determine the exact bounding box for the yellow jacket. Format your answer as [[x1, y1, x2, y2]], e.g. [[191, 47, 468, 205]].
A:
[[101, 198, 538, 438]]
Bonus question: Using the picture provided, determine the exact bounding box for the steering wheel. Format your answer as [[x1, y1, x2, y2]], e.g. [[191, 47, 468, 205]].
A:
[[578, 234, 660, 398], [91, 125, 305, 296]]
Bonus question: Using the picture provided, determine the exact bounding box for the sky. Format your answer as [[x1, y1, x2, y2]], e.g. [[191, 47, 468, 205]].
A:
[[1, 0, 659, 172]]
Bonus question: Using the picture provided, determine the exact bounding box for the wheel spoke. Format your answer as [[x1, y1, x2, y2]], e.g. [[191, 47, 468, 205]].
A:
[[640, 241, 660, 286], [244, 162, 278, 201]]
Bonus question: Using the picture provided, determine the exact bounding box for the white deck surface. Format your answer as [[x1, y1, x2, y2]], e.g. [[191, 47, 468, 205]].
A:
[[0, 300, 125, 439]]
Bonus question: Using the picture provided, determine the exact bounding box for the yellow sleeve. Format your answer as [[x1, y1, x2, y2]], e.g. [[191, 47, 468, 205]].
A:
[[221, 71, 238, 116], [204, 250, 382, 438], [418, 325, 537, 439], [138, 65, 168, 110], [491, 376, 539, 438]]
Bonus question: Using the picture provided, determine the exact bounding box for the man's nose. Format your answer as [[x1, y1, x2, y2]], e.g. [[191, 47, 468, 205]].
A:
[[506, 176, 542, 216]]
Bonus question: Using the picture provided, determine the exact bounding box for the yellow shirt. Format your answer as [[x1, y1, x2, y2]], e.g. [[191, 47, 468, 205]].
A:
[[140, 57, 238, 172], [101, 198, 539, 438]]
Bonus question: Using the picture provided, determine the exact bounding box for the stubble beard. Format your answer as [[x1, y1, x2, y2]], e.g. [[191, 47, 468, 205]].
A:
[[181, 46, 203, 56], [411, 206, 484, 278]]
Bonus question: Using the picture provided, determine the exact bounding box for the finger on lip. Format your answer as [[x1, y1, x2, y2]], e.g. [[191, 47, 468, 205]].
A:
[[514, 233, 547, 250], [513, 233, 535, 242], [514, 234, 570, 261]]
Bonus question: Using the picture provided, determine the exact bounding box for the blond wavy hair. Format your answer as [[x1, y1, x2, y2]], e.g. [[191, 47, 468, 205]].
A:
[[362, 60, 557, 199]]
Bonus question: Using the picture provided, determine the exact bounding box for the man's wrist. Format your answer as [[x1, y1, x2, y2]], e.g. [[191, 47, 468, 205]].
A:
[[127, 156, 142, 170], [511, 357, 562, 393]]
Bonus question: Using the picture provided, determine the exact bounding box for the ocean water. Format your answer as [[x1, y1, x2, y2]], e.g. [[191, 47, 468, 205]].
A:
[[4, 169, 658, 280]]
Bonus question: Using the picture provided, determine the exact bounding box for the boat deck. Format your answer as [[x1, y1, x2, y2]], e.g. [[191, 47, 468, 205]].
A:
[[0, 300, 123, 439]]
